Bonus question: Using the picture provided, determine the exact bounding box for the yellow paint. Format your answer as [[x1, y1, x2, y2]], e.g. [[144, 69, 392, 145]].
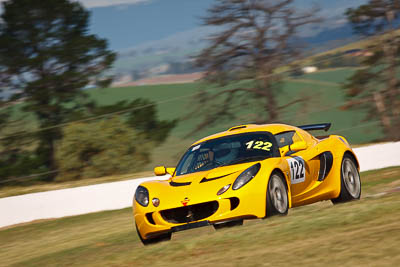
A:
[[153, 166, 166, 176], [134, 123, 358, 240]]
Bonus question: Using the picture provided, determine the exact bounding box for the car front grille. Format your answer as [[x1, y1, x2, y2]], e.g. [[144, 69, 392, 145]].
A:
[[160, 201, 219, 224]]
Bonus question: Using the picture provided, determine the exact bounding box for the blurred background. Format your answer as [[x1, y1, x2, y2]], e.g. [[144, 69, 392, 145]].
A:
[[0, 0, 400, 266], [1, 0, 399, 187]]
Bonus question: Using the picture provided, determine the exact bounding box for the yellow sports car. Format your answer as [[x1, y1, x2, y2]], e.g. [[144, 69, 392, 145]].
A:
[[133, 123, 361, 245]]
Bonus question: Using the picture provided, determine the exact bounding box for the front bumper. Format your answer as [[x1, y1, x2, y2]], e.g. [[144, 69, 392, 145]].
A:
[[134, 192, 265, 239], [134, 159, 289, 240]]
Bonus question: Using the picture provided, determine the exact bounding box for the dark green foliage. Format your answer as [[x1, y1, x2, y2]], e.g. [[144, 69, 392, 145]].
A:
[[91, 99, 177, 144], [0, 152, 48, 185], [0, 115, 49, 185], [52, 98, 176, 181], [288, 63, 304, 78], [0, 107, 9, 128], [346, 0, 400, 36], [344, 0, 400, 140], [0, 97, 176, 183], [0, 0, 116, 179], [55, 117, 152, 180]]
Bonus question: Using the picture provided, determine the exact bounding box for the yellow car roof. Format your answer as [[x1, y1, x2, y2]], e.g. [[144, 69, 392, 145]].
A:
[[192, 123, 302, 146]]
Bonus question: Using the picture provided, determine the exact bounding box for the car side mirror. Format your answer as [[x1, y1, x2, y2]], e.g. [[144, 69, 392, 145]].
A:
[[280, 141, 307, 156], [290, 141, 307, 152], [154, 166, 175, 176], [154, 166, 167, 176]]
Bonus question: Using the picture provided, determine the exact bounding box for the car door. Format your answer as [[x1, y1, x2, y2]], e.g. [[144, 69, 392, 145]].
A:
[[275, 131, 319, 205]]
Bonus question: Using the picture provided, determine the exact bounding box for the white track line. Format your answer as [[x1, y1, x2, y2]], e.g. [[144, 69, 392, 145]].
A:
[[0, 176, 170, 228], [353, 142, 400, 172]]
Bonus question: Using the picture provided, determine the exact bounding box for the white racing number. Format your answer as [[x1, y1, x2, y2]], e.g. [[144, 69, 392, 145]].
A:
[[287, 156, 305, 184]]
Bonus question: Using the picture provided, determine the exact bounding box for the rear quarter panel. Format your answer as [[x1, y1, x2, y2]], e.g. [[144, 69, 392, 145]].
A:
[[289, 134, 358, 206]]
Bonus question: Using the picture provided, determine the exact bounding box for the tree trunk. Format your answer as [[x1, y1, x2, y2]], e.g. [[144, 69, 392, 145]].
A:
[[36, 128, 60, 181], [373, 92, 393, 140], [262, 79, 278, 122], [383, 10, 400, 140]]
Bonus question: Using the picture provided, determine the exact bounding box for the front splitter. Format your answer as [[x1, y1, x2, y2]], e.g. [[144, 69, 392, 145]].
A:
[[171, 220, 210, 232]]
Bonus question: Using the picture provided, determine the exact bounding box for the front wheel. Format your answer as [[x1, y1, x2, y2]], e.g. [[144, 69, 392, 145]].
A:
[[136, 224, 171, 246], [266, 172, 289, 217], [331, 155, 361, 204]]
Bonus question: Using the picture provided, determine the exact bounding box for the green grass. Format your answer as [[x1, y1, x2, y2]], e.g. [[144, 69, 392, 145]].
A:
[[1, 167, 399, 266]]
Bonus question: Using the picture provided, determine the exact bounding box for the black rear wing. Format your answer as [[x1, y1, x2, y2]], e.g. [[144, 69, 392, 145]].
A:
[[297, 123, 331, 132]]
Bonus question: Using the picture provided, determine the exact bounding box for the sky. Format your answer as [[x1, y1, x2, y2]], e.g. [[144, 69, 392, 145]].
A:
[[86, 0, 369, 50], [0, 0, 369, 51], [88, 0, 215, 50]]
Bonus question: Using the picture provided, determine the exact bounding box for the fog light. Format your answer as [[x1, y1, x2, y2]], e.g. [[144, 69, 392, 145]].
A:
[[217, 184, 230, 196], [152, 198, 160, 207]]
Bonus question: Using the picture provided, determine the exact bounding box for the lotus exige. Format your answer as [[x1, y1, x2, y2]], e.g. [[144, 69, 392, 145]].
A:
[[133, 123, 361, 245]]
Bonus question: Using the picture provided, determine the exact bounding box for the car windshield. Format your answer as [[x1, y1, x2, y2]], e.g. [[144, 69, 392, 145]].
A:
[[175, 132, 278, 176]]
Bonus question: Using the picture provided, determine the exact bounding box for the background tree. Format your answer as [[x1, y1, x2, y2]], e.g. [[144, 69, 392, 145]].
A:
[[55, 117, 152, 181], [0, 106, 46, 185], [0, 0, 116, 179], [90, 99, 177, 144], [192, 0, 319, 132], [344, 0, 400, 140]]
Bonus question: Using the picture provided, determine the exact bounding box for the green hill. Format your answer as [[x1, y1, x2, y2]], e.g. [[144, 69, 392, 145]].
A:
[[5, 66, 382, 169], [85, 67, 382, 167]]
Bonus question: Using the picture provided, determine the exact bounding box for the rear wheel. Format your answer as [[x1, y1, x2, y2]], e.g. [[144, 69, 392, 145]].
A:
[[266, 172, 289, 217], [331, 155, 361, 204], [136, 224, 171, 245]]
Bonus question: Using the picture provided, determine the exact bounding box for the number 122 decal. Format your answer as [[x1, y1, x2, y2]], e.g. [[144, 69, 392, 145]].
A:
[[245, 140, 272, 151], [287, 156, 305, 184]]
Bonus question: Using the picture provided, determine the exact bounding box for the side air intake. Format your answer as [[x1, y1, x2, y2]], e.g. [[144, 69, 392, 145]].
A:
[[318, 151, 333, 181]]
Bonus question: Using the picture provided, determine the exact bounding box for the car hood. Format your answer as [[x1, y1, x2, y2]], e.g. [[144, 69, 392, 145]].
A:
[[138, 162, 262, 210], [170, 163, 255, 185]]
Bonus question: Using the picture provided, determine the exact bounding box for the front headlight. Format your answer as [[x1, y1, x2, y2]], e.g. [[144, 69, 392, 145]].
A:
[[135, 186, 149, 207], [232, 163, 261, 190]]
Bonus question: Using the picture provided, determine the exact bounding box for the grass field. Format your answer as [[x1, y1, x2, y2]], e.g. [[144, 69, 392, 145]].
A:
[[1, 167, 399, 266]]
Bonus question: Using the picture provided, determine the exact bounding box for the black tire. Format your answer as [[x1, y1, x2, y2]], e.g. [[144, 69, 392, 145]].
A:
[[136, 224, 171, 245], [213, 219, 243, 230], [331, 154, 361, 204], [265, 172, 289, 217]]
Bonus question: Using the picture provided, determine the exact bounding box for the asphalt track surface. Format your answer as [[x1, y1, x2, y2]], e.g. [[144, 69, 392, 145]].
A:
[[1, 142, 399, 228]]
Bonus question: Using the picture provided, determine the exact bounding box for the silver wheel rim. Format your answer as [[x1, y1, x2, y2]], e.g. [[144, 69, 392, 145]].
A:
[[342, 158, 361, 198], [269, 175, 288, 213]]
